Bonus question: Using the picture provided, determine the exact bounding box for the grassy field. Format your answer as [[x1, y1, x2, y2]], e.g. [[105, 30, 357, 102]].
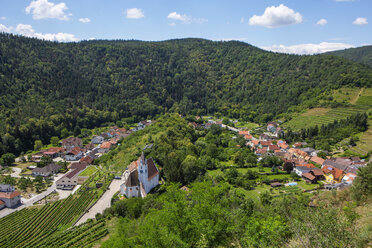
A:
[[332, 87, 361, 104], [79, 166, 98, 177], [348, 119, 372, 155], [234, 121, 259, 129]]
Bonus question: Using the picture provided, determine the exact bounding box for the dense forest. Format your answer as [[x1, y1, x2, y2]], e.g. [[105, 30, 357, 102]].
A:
[[328, 45, 372, 67], [1, 33, 372, 157]]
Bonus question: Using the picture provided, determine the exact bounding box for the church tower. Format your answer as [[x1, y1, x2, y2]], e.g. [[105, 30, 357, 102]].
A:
[[138, 152, 148, 189]]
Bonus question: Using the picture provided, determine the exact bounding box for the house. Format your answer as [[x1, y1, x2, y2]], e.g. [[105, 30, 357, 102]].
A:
[[61, 137, 83, 151], [43, 147, 65, 158], [268, 144, 280, 152], [322, 166, 344, 184], [239, 131, 249, 136], [244, 134, 253, 140], [310, 156, 325, 166], [137, 120, 151, 130], [255, 147, 268, 156], [120, 153, 159, 198], [294, 166, 312, 176], [267, 122, 278, 133], [65, 147, 83, 161], [342, 173, 357, 185], [98, 142, 112, 153], [32, 163, 61, 177], [260, 141, 271, 148], [0, 191, 21, 208], [56, 162, 88, 190], [91, 136, 104, 144], [0, 184, 15, 192], [311, 169, 324, 180], [278, 141, 289, 150], [80, 156, 94, 164], [302, 172, 317, 183], [301, 148, 316, 156]]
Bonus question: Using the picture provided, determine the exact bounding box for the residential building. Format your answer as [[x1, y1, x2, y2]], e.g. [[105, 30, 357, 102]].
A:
[[91, 136, 104, 144], [65, 147, 83, 161], [32, 163, 61, 177], [342, 173, 357, 185], [0, 191, 21, 208], [0, 184, 15, 192], [98, 142, 112, 153], [61, 137, 83, 151], [310, 156, 325, 166], [56, 162, 88, 190]]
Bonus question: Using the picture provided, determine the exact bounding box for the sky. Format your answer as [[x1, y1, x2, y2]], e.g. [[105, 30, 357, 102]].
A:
[[0, 0, 371, 54]]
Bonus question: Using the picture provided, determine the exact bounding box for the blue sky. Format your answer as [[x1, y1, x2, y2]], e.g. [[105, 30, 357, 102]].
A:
[[0, 0, 371, 54]]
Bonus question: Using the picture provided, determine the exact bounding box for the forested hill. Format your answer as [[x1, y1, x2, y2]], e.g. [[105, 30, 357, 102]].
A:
[[328, 45, 372, 67], [1, 33, 372, 156]]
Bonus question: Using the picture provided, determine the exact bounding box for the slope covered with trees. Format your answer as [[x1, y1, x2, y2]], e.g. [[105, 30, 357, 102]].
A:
[[328, 45, 372, 67], [1, 33, 372, 157]]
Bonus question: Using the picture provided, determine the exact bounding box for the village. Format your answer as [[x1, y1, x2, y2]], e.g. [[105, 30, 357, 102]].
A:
[[0, 120, 153, 217], [189, 117, 367, 192]]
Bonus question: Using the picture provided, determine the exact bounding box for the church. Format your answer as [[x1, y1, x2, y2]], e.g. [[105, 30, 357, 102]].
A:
[[120, 152, 159, 198]]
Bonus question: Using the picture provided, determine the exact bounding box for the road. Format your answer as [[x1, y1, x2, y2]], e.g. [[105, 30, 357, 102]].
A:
[[75, 178, 125, 226], [10, 167, 22, 178]]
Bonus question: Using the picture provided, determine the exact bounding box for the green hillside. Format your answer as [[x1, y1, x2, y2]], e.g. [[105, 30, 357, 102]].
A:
[[328, 45, 372, 67], [1, 34, 372, 157]]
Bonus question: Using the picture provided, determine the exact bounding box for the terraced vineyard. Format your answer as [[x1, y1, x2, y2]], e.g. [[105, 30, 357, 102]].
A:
[[0, 190, 100, 248], [34, 219, 108, 248], [349, 119, 372, 155], [283, 105, 370, 130]]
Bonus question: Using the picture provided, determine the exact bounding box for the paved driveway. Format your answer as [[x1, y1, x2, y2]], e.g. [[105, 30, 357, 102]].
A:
[[75, 178, 124, 226]]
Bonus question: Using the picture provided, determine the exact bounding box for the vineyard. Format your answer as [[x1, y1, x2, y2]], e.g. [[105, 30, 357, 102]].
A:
[[283, 106, 370, 130], [33, 219, 108, 248], [0, 190, 102, 248]]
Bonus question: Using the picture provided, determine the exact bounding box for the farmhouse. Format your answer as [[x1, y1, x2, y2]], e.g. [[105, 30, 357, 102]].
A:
[[65, 147, 83, 161], [61, 137, 83, 151], [56, 162, 87, 190], [120, 153, 159, 198], [32, 163, 61, 177], [0, 191, 21, 208]]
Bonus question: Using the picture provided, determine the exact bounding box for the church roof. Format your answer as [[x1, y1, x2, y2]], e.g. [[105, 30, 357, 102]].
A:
[[126, 170, 139, 187], [147, 158, 159, 180]]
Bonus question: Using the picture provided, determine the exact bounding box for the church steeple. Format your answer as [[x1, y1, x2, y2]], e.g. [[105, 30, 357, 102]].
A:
[[138, 152, 148, 185]]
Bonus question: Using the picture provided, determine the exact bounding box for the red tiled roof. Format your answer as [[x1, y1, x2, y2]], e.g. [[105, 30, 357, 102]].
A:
[[244, 134, 253, 140], [239, 131, 249, 135], [302, 172, 315, 181], [80, 156, 93, 164], [48, 147, 65, 153], [310, 156, 325, 165], [311, 169, 324, 176], [302, 163, 317, 169], [260, 141, 271, 147], [0, 199, 4, 205], [126, 171, 139, 187], [100, 142, 112, 149], [256, 148, 268, 154], [65, 163, 87, 179], [252, 140, 259, 145], [269, 144, 280, 151], [67, 146, 81, 155], [279, 142, 289, 149], [0, 191, 20, 199]]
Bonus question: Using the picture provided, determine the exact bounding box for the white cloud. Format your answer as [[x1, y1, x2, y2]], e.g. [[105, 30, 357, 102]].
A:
[[126, 8, 144, 19], [25, 0, 71, 21], [168, 22, 176, 26], [79, 17, 91, 23], [249, 4, 302, 28], [0, 17, 6, 20], [0, 24, 13, 33], [15, 23, 77, 42], [167, 12, 207, 24], [317, 18, 327, 25], [240, 17, 244, 23], [353, 17, 368, 25], [262, 42, 354, 55], [167, 12, 192, 24]]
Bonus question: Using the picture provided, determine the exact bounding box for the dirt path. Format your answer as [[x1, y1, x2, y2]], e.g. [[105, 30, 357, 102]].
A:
[[351, 88, 364, 104]]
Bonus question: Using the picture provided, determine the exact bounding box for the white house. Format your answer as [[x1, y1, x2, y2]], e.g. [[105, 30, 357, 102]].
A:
[[120, 153, 159, 198], [0, 191, 21, 208], [65, 147, 83, 161], [0, 184, 15, 192]]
